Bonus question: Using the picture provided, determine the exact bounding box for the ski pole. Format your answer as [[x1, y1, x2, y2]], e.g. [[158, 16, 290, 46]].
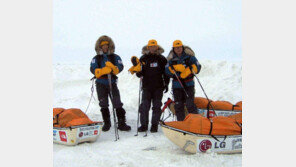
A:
[[191, 71, 217, 116], [135, 77, 142, 136], [108, 74, 120, 141], [171, 68, 189, 98]]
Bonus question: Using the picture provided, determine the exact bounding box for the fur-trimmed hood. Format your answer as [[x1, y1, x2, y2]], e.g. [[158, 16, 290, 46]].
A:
[[142, 45, 165, 55], [167, 45, 195, 61], [95, 35, 115, 55]]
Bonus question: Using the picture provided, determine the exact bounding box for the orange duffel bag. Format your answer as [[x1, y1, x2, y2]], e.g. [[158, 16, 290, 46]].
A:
[[228, 112, 242, 124], [53, 108, 97, 128], [209, 101, 233, 111], [194, 97, 212, 109], [193, 97, 242, 111], [233, 101, 242, 111], [165, 113, 242, 135]]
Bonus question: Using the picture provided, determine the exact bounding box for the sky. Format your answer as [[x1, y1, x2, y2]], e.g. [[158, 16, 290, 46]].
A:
[[53, 0, 241, 64]]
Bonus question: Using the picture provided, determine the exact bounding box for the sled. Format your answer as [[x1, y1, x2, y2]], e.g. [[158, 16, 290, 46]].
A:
[[53, 108, 104, 146], [53, 122, 103, 146], [161, 123, 242, 154]]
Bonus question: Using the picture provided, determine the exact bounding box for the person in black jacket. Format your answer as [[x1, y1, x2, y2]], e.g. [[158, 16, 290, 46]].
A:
[[90, 35, 131, 132], [129, 39, 170, 133]]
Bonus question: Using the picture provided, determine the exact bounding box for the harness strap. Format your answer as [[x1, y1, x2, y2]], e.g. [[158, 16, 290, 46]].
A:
[[232, 104, 239, 111], [235, 121, 242, 134], [209, 119, 213, 135]]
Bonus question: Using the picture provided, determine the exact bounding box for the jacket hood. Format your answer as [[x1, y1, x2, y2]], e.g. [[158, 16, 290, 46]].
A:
[[95, 35, 115, 55], [167, 45, 195, 61], [142, 45, 165, 55]]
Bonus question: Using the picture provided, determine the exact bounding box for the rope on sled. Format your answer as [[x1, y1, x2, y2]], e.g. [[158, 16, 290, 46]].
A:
[[85, 77, 96, 114]]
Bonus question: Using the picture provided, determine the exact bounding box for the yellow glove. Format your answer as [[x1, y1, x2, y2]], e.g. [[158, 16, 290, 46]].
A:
[[105, 61, 119, 75], [128, 56, 141, 74], [180, 67, 192, 79], [173, 64, 186, 72], [95, 67, 112, 78], [168, 66, 175, 74], [131, 56, 140, 66], [191, 64, 198, 74], [128, 63, 141, 74]]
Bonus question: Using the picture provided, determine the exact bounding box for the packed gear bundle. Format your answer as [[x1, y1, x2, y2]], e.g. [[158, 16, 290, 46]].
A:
[[53, 108, 103, 146], [165, 113, 242, 135], [162, 97, 242, 119], [53, 108, 98, 127]]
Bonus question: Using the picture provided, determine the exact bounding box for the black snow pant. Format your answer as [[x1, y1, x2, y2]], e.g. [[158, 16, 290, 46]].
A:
[[96, 82, 123, 109], [173, 86, 198, 121], [139, 88, 163, 127]]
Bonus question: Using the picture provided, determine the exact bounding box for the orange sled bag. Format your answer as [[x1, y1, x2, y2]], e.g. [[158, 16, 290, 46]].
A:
[[165, 113, 242, 135]]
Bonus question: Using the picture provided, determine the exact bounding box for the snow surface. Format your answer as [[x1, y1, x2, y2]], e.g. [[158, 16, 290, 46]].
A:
[[53, 60, 242, 167]]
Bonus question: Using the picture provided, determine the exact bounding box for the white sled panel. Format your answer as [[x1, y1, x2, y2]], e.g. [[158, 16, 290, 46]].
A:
[[53, 122, 103, 146], [161, 124, 242, 154]]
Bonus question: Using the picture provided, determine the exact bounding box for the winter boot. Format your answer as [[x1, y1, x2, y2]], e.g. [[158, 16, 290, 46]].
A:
[[150, 124, 158, 133], [101, 108, 111, 132], [138, 125, 148, 132], [116, 108, 131, 131]]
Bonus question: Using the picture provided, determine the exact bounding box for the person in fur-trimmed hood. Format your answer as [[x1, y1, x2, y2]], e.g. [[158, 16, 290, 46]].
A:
[[90, 35, 131, 132], [129, 39, 170, 133], [165, 40, 202, 121]]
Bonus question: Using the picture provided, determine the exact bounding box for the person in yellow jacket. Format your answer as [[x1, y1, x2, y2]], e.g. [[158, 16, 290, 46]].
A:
[[90, 35, 131, 131]]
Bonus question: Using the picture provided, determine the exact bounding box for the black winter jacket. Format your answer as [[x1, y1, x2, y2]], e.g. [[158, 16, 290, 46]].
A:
[[136, 53, 170, 90]]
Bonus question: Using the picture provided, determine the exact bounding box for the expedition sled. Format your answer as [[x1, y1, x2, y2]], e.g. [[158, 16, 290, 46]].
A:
[[161, 123, 242, 154], [161, 113, 242, 154], [53, 108, 103, 146]]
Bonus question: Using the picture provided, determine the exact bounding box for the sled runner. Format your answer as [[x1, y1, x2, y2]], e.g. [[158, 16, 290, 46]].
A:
[[161, 113, 242, 154], [53, 108, 103, 146]]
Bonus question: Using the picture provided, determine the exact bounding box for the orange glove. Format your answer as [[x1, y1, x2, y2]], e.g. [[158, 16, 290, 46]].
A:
[[128, 56, 141, 74], [173, 64, 186, 72], [180, 67, 192, 79], [191, 64, 198, 74], [95, 67, 112, 78], [105, 61, 119, 75], [168, 66, 175, 74]]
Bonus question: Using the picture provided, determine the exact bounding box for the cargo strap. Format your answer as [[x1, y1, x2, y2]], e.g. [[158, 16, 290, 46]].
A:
[[232, 104, 239, 111], [53, 110, 65, 126], [209, 119, 213, 135], [206, 101, 214, 118], [236, 121, 242, 134], [206, 101, 213, 110]]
